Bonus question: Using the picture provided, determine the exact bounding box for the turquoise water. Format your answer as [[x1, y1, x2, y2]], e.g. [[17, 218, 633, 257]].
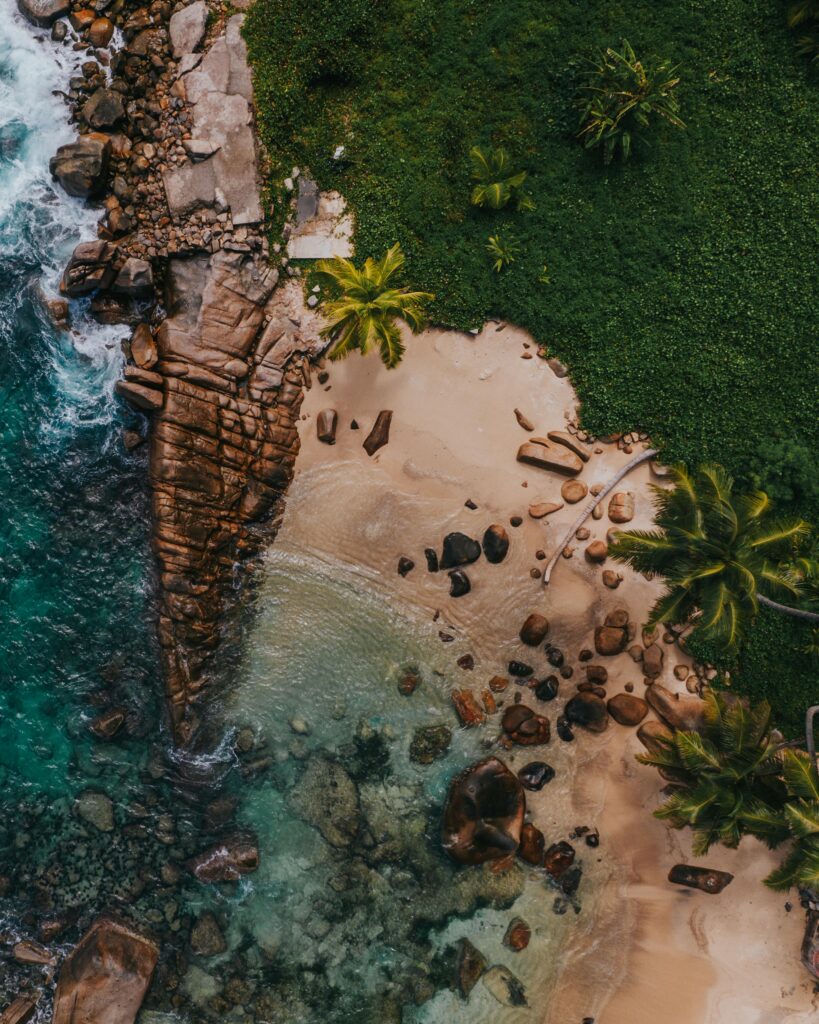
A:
[[0, 7, 584, 1020]]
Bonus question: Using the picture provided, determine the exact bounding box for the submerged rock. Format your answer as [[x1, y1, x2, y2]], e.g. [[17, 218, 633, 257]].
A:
[[502, 704, 550, 745], [409, 724, 452, 765], [503, 917, 531, 951], [52, 917, 159, 1024], [191, 912, 226, 957], [76, 790, 114, 832], [289, 758, 360, 847], [188, 835, 260, 882], [442, 757, 525, 865], [455, 938, 487, 997], [517, 822, 545, 865], [482, 965, 528, 1007], [607, 693, 649, 726]]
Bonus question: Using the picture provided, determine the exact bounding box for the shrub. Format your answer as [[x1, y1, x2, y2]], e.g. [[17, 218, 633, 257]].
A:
[[469, 146, 532, 211], [486, 233, 520, 272], [747, 439, 819, 514], [578, 39, 684, 163]]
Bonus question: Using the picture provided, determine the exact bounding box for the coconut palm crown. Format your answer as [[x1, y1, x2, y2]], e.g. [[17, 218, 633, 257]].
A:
[[765, 748, 819, 891], [313, 243, 434, 369], [610, 463, 809, 650], [637, 691, 789, 855]]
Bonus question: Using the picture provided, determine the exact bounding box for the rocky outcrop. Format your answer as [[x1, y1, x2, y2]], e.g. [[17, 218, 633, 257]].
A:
[[150, 259, 323, 742], [17, 0, 67, 26], [49, 135, 111, 197], [52, 917, 158, 1024], [442, 757, 525, 865]]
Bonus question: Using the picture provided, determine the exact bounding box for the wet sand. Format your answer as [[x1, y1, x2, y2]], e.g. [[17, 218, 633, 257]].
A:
[[275, 319, 816, 1022]]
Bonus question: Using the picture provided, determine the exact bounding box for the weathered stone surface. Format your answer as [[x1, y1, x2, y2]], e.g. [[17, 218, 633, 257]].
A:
[[170, 0, 207, 57], [0, 995, 38, 1024], [594, 608, 630, 656], [442, 757, 525, 865], [517, 440, 582, 476], [645, 683, 706, 733], [668, 864, 733, 894], [528, 501, 562, 518], [289, 759, 360, 848], [317, 408, 337, 444], [13, 940, 55, 966], [17, 0, 67, 25], [451, 688, 486, 727], [455, 939, 486, 997], [113, 258, 154, 298], [561, 479, 588, 503], [440, 532, 481, 569], [363, 410, 392, 456], [88, 708, 125, 739], [75, 790, 114, 832], [52, 918, 158, 1024], [448, 569, 471, 597], [642, 643, 664, 679], [519, 612, 549, 646], [60, 240, 117, 297], [607, 693, 649, 726], [82, 89, 126, 131], [503, 917, 531, 951], [564, 692, 608, 733], [482, 524, 509, 563], [546, 430, 591, 462], [482, 965, 528, 1007], [130, 324, 158, 369], [517, 822, 545, 865], [409, 724, 451, 764], [502, 704, 550, 745], [608, 491, 634, 523], [116, 380, 163, 411], [188, 836, 259, 882], [191, 912, 226, 957], [50, 135, 111, 198]]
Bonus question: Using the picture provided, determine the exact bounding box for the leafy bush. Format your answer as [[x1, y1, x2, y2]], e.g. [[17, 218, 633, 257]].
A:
[[486, 233, 520, 272], [766, 749, 819, 890], [469, 146, 532, 210], [578, 39, 684, 163], [748, 439, 819, 516]]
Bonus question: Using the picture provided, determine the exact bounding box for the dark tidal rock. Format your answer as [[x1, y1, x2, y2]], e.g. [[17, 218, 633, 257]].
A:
[[442, 757, 525, 865], [508, 660, 533, 678], [363, 409, 392, 456], [410, 724, 452, 765], [517, 761, 555, 791], [440, 532, 481, 569], [517, 822, 545, 865], [519, 612, 549, 646], [188, 835, 260, 882], [668, 864, 733, 894], [397, 556, 414, 577], [448, 569, 471, 597], [424, 547, 439, 572], [543, 840, 575, 879], [317, 408, 337, 444], [534, 676, 559, 702], [502, 704, 550, 745], [455, 938, 487, 997], [482, 524, 509, 563], [564, 692, 608, 733]]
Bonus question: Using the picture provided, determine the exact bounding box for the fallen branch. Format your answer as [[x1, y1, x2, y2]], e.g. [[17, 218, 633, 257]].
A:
[[758, 595, 819, 624], [542, 447, 658, 585]]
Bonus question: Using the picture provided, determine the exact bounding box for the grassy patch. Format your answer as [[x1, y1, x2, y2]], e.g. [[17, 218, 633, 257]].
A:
[[244, 0, 819, 733]]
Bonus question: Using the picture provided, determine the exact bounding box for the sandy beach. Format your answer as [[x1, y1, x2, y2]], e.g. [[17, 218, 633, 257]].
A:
[[273, 318, 818, 1022]]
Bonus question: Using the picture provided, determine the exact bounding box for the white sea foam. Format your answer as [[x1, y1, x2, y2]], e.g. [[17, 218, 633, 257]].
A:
[[0, 0, 124, 430]]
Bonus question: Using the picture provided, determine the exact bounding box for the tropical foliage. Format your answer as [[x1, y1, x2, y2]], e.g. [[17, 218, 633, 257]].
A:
[[610, 464, 810, 651], [469, 146, 532, 210], [787, 0, 819, 63], [637, 692, 788, 854], [486, 233, 519, 273], [312, 244, 434, 369], [765, 749, 819, 890], [578, 40, 684, 164]]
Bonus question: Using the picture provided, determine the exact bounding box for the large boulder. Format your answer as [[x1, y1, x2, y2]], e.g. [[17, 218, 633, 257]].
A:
[[49, 135, 111, 198], [645, 683, 706, 733], [517, 439, 582, 476], [501, 704, 550, 745], [169, 0, 207, 57], [52, 917, 159, 1024], [564, 692, 608, 733], [442, 757, 525, 865], [594, 608, 630, 656], [60, 240, 118, 297], [112, 257, 154, 298], [82, 88, 126, 131], [17, 0, 68, 25]]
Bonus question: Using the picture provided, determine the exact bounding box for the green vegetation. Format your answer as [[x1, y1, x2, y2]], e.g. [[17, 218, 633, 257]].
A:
[[766, 748, 819, 890], [486, 232, 519, 273], [637, 691, 788, 854], [577, 40, 684, 164], [610, 464, 811, 650], [787, 0, 819, 63], [469, 146, 532, 210], [312, 244, 433, 369], [244, 0, 819, 732]]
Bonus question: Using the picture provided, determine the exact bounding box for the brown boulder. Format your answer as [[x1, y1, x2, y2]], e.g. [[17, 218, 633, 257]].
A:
[[317, 408, 338, 444], [60, 240, 118, 297], [642, 643, 664, 679], [442, 757, 525, 865], [602, 569, 622, 589], [545, 430, 591, 462], [607, 693, 649, 726], [564, 692, 608, 733], [514, 408, 534, 431], [543, 840, 575, 879], [451, 688, 486, 727], [129, 324, 158, 369], [517, 822, 545, 865], [49, 135, 111, 198], [52, 917, 158, 1024], [501, 704, 550, 745], [594, 608, 630, 656], [585, 540, 607, 564], [188, 836, 259, 883], [561, 479, 588, 503], [668, 864, 733, 894], [112, 257, 154, 298], [519, 612, 549, 646], [0, 995, 38, 1023], [645, 683, 706, 733], [88, 16, 114, 45], [608, 491, 634, 524], [482, 524, 509, 563], [517, 440, 582, 476], [528, 501, 563, 519], [455, 938, 487, 997], [115, 380, 163, 411], [82, 88, 126, 131], [503, 917, 531, 951], [363, 410, 392, 456]]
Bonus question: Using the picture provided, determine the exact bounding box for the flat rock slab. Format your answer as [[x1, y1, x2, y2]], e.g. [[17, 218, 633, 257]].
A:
[[287, 189, 354, 259], [52, 918, 159, 1024], [517, 440, 582, 476], [169, 0, 207, 58]]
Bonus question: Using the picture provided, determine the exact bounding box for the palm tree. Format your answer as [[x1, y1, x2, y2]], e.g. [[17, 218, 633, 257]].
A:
[[312, 244, 434, 369], [578, 40, 685, 164], [610, 463, 812, 650], [766, 749, 819, 891], [637, 692, 789, 855], [469, 146, 532, 211]]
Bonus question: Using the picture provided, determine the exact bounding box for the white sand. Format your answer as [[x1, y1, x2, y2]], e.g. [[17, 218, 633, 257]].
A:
[[274, 319, 816, 1022]]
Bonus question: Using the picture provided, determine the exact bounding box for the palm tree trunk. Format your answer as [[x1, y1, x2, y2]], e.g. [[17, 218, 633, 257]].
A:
[[542, 447, 658, 585], [757, 594, 819, 624]]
